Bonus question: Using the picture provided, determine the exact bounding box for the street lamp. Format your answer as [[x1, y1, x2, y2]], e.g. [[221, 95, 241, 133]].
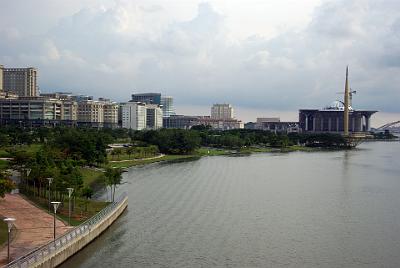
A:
[[51, 201, 61, 241], [4, 217, 15, 263], [25, 168, 31, 194], [46, 178, 53, 213], [67, 188, 74, 225]]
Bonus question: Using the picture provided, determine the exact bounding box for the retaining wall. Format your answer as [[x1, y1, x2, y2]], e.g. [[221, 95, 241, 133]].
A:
[[6, 195, 128, 268]]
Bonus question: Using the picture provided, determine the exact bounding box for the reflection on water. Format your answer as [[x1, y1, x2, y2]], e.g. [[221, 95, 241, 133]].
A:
[[61, 141, 400, 267]]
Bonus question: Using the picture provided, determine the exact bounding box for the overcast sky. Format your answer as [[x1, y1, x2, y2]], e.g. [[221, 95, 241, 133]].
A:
[[1, 0, 399, 126]]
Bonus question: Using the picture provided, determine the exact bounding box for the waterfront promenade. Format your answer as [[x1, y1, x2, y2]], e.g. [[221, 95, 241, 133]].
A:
[[0, 194, 70, 266]]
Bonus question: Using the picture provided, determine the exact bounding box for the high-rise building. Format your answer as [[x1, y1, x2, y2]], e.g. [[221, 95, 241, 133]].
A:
[[3, 67, 38, 96], [121, 102, 147, 130], [0, 65, 4, 92], [146, 104, 163, 129], [131, 93, 161, 105], [161, 96, 175, 117], [211, 104, 234, 120]]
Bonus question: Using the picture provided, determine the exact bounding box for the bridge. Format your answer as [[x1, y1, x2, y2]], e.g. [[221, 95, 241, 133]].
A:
[[376, 121, 400, 132]]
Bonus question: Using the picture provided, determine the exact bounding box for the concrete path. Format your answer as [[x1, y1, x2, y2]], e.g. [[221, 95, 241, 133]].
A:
[[0, 194, 71, 265]]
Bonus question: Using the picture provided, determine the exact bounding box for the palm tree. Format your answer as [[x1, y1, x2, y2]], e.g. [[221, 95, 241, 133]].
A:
[[103, 168, 122, 202]]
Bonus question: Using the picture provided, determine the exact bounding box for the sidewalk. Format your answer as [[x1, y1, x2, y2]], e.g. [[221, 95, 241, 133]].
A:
[[0, 194, 71, 265]]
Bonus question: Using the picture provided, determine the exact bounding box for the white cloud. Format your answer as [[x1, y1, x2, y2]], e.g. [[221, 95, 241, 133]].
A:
[[0, 0, 399, 125]]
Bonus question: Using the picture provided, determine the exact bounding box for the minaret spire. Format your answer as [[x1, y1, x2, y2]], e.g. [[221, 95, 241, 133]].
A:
[[343, 66, 350, 136]]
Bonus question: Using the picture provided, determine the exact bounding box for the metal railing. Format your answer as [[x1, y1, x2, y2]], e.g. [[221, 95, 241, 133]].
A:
[[5, 193, 127, 268]]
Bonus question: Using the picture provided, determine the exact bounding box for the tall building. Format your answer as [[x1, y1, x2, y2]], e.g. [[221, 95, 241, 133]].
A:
[[211, 104, 234, 120], [0, 65, 4, 92], [131, 93, 161, 105], [121, 102, 147, 130], [161, 96, 175, 117], [3, 67, 38, 96], [146, 104, 163, 129]]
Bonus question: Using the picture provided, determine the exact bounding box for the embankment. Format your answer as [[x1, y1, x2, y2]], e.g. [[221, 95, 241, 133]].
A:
[[5, 194, 128, 268]]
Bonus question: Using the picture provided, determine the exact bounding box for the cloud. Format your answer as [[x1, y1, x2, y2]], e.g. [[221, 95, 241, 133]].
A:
[[0, 0, 399, 125]]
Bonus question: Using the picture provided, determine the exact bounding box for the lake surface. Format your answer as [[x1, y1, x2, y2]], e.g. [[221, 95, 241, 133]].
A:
[[61, 141, 400, 267]]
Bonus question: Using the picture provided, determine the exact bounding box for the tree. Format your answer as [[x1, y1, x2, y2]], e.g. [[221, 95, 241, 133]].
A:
[[113, 148, 123, 160], [126, 147, 135, 159], [103, 168, 123, 202], [81, 187, 93, 212], [0, 171, 15, 198]]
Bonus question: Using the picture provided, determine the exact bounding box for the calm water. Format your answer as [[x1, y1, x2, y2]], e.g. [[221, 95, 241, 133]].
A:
[[61, 141, 400, 268]]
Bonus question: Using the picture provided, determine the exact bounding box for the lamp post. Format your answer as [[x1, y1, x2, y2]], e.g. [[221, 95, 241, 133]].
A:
[[51, 201, 61, 241], [4, 217, 15, 263], [46, 178, 53, 213], [25, 168, 31, 194], [67, 188, 74, 225]]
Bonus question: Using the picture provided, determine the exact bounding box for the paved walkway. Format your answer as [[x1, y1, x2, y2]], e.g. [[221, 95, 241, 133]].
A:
[[0, 194, 71, 265]]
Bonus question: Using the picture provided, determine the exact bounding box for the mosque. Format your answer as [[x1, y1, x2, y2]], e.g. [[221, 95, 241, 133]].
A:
[[299, 68, 377, 134]]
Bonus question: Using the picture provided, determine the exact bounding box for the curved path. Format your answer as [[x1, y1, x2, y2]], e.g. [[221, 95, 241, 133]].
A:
[[0, 194, 71, 265]]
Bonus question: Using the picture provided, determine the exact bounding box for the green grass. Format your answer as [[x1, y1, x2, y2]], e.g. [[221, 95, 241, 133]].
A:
[[0, 220, 8, 245], [195, 148, 231, 156], [22, 193, 109, 226], [106, 154, 200, 169], [0, 159, 9, 170], [79, 167, 104, 187], [0, 144, 43, 158]]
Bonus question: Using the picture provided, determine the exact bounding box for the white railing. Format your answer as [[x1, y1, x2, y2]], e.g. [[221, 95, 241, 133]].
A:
[[5, 193, 127, 268]]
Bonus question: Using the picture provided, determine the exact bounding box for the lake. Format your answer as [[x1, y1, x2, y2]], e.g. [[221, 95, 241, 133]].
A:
[[61, 141, 400, 267]]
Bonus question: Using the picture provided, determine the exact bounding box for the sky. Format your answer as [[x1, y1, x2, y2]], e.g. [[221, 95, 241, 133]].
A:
[[1, 0, 399, 126]]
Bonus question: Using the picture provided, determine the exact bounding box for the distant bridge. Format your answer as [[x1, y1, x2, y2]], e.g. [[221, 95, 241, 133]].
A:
[[376, 121, 400, 132]]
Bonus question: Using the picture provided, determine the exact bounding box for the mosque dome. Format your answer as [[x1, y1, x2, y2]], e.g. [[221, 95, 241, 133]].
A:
[[324, 100, 353, 111]]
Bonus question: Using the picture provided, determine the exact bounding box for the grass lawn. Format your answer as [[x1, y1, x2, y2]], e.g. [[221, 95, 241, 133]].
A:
[[23, 194, 109, 226], [195, 148, 231, 156], [0, 160, 9, 170], [106, 154, 200, 169], [79, 167, 104, 188], [0, 220, 7, 245], [0, 144, 43, 158]]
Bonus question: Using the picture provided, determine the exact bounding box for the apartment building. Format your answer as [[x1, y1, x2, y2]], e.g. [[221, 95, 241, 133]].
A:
[[2, 66, 38, 96]]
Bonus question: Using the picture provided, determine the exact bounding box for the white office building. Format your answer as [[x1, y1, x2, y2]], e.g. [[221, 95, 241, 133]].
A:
[[122, 102, 147, 130]]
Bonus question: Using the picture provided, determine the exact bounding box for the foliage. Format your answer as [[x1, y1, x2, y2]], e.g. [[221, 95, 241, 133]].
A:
[[133, 129, 201, 154], [0, 171, 15, 198], [103, 168, 123, 202]]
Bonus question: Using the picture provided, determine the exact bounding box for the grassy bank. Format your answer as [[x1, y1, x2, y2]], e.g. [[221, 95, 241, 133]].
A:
[[21, 193, 108, 226], [79, 167, 104, 188], [105, 145, 318, 169]]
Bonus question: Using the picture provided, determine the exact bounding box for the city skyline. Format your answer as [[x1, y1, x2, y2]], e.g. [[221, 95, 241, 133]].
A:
[[1, 0, 399, 126]]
